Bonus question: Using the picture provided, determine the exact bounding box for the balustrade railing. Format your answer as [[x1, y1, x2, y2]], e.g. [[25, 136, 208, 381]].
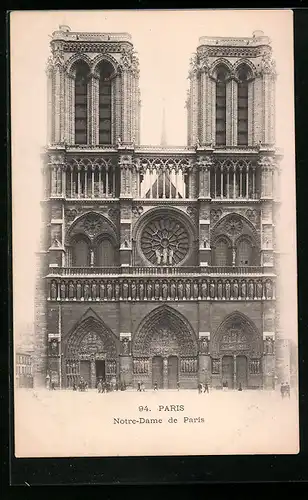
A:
[[48, 265, 268, 277], [48, 276, 275, 302]]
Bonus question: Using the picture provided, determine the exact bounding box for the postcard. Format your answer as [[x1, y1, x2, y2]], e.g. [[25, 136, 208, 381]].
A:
[[11, 9, 299, 458]]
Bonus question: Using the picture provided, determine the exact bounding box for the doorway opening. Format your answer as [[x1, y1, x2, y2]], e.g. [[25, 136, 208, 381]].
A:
[[152, 356, 163, 388], [168, 356, 179, 389], [96, 360, 106, 384]]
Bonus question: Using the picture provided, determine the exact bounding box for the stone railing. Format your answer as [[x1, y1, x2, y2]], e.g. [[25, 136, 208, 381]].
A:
[[47, 276, 275, 302], [47, 265, 269, 277]]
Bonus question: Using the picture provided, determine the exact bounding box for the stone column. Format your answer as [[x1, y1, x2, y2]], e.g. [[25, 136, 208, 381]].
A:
[[90, 358, 96, 389], [189, 70, 198, 146], [119, 333, 133, 387], [89, 71, 99, 145]]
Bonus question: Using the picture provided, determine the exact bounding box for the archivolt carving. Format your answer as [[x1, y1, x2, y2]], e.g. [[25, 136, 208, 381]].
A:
[[65, 315, 117, 359], [211, 311, 262, 358], [133, 306, 198, 357]]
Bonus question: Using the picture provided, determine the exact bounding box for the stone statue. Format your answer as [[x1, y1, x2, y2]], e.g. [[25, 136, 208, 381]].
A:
[[170, 281, 176, 300], [217, 281, 223, 300], [84, 282, 90, 300], [155, 249, 161, 265], [265, 280, 273, 299], [117, 137, 122, 146], [146, 281, 152, 300], [162, 247, 168, 265], [131, 281, 137, 301], [225, 280, 231, 300], [241, 281, 246, 299], [185, 281, 191, 300], [76, 281, 82, 300], [68, 281, 75, 300], [201, 280, 207, 299], [200, 337, 209, 354], [232, 280, 239, 299], [60, 282, 66, 300], [210, 281, 215, 299], [139, 281, 144, 301], [122, 338, 129, 355], [154, 281, 160, 300], [162, 281, 168, 300], [248, 281, 254, 299], [257, 281, 263, 299], [264, 336, 274, 355], [51, 282, 57, 300], [91, 282, 97, 300], [168, 248, 174, 265], [193, 281, 199, 299], [115, 282, 120, 301], [99, 282, 105, 300], [178, 281, 184, 300], [123, 281, 129, 300], [107, 281, 113, 300]]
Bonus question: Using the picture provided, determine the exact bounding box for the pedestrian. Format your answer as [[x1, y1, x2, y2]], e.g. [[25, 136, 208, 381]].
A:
[[154, 381, 158, 391], [238, 383, 243, 391], [97, 379, 102, 393], [204, 383, 209, 393], [46, 373, 50, 390], [137, 381, 141, 392], [177, 381, 180, 391], [198, 382, 202, 394], [141, 382, 145, 392], [280, 382, 285, 398]]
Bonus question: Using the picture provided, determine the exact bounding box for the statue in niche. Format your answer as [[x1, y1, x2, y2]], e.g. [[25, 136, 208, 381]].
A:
[[241, 281, 247, 299], [68, 281, 75, 300], [257, 280, 263, 299], [60, 282, 66, 300], [91, 282, 97, 300], [123, 281, 129, 300], [115, 282, 120, 301], [170, 281, 176, 300], [155, 249, 161, 265], [124, 240, 129, 248], [225, 280, 231, 300], [248, 281, 254, 299], [264, 336, 274, 355], [168, 248, 174, 265], [201, 280, 207, 299], [117, 137, 122, 147], [210, 281, 215, 299], [146, 281, 152, 300], [200, 337, 209, 354], [193, 281, 199, 299], [51, 282, 57, 300], [131, 281, 137, 301], [162, 281, 168, 300], [204, 240, 209, 249], [217, 281, 223, 300], [84, 282, 90, 300], [185, 281, 191, 300], [99, 282, 105, 300], [76, 281, 82, 300], [178, 280, 184, 300], [107, 281, 113, 300], [139, 281, 144, 301], [265, 280, 273, 299], [232, 280, 239, 299], [122, 337, 130, 355], [154, 281, 160, 300]]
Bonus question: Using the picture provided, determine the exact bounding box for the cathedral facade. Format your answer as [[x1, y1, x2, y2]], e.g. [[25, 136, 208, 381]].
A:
[[35, 26, 285, 390]]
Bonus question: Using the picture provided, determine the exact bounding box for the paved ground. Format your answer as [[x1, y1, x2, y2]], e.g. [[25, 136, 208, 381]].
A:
[[14, 388, 299, 457]]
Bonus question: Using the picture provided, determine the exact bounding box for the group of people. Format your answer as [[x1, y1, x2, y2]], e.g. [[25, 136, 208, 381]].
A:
[[280, 382, 291, 398], [97, 379, 127, 393], [137, 381, 146, 391], [72, 377, 88, 391], [198, 382, 209, 394]]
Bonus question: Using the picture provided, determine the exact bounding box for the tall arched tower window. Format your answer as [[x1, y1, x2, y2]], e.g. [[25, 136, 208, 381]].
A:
[[98, 61, 114, 145], [75, 62, 90, 145], [237, 68, 249, 146], [215, 67, 228, 146]]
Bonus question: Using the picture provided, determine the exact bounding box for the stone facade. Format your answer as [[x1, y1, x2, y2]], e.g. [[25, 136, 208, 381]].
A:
[[35, 26, 286, 390]]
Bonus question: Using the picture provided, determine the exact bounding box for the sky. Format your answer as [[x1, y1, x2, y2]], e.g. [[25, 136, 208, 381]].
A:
[[10, 10, 297, 341]]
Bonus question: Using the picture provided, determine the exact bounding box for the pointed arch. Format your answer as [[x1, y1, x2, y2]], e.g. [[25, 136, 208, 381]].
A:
[[66, 211, 118, 246], [92, 54, 119, 75], [65, 54, 92, 77], [209, 59, 233, 80], [211, 310, 263, 358], [65, 309, 118, 358], [211, 212, 260, 245], [234, 60, 256, 80], [133, 305, 198, 357]]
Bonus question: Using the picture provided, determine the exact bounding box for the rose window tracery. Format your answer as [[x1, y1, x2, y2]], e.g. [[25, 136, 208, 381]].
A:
[[140, 217, 189, 265]]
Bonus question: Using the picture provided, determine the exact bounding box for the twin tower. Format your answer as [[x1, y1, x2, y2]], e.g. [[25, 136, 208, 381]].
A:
[[34, 26, 287, 391]]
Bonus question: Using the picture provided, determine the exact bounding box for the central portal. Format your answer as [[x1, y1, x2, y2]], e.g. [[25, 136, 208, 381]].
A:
[[168, 356, 179, 389], [152, 356, 163, 388]]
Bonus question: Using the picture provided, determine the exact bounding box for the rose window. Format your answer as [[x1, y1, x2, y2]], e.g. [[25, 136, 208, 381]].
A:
[[140, 217, 189, 265]]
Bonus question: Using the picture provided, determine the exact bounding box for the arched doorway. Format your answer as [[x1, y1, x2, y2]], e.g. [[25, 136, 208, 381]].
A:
[[211, 312, 263, 389], [64, 314, 118, 389], [133, 306, 198, 389]]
